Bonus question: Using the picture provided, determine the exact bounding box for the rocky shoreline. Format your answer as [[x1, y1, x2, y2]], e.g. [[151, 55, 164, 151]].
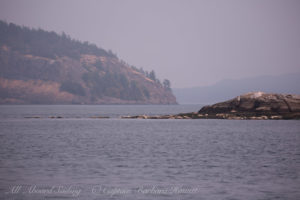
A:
[[22, 92, 300, 120], [122, 92, 300, 120], [121, 112, 294, 120]]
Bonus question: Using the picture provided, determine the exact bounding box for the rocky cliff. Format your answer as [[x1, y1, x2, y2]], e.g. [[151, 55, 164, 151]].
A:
[[0, 21, 176, 104]]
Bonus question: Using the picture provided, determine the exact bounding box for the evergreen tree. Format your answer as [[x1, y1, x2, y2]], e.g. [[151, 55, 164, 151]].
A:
[[163, 79, 171, 90], [149, 70, 156, 81]]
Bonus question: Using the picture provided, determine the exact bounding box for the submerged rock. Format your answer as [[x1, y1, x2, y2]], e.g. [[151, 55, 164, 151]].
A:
[[89, 116, 109, 119]]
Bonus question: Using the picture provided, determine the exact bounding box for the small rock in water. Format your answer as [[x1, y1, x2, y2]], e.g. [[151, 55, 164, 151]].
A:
[[49, 116, 63, 119]]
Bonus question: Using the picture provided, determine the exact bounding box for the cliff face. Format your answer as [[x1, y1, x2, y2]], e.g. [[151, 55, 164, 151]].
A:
[[198, 92, 300, 119], [0, 21, 176, 104]]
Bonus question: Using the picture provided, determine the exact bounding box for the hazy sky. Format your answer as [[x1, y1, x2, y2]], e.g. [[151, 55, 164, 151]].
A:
[[0, 0, 299, 88]]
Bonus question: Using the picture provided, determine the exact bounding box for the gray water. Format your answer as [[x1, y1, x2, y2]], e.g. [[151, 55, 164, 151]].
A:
[[0, 105, 300, 200]]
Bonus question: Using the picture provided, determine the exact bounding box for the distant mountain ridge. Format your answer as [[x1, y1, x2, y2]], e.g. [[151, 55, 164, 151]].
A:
[[173, 73, 300, 104], [0, 21, 176, 104]]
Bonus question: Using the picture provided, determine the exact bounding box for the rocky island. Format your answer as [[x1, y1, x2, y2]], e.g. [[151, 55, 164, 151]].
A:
[[123, 92, 300, 120]]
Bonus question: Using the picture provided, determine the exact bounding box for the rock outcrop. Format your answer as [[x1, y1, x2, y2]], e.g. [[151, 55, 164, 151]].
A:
[[198, 92, 300, 119], [122, 92, 300, 120]]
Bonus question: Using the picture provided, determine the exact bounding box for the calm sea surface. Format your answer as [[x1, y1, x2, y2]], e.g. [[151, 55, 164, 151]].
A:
[[0, 105, 300, 200]]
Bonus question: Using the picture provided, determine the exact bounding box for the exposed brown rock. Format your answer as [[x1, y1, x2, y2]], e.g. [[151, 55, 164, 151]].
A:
[[0, 46, 176, 104], [198, 92, 300, 119]]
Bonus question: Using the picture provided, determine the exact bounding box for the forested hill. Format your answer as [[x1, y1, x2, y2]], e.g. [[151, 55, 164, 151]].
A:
[[0, 21, 176, 104]]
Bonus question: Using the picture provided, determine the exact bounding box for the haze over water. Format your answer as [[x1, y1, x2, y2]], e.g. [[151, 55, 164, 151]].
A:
[[1, 0, 299, 88], [0, 1, 300, 199]]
